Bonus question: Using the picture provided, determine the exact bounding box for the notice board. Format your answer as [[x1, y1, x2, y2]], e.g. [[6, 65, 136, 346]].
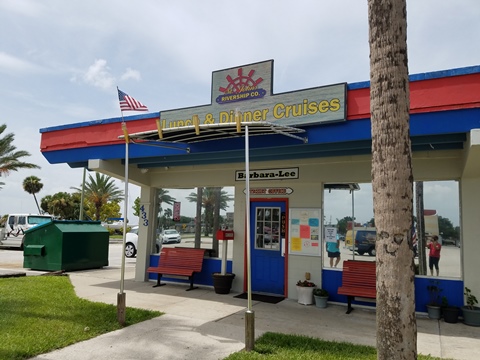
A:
[[288, 208, 322, 256]]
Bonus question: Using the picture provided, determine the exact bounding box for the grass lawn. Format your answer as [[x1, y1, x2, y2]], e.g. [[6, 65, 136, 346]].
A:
[[0, 275, 162, 360], [224, 332, 445, 360]]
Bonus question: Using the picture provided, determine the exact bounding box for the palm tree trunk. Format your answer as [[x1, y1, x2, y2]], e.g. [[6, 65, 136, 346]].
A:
[[368, 0, 417, 358], [33, 194, 41, 214]]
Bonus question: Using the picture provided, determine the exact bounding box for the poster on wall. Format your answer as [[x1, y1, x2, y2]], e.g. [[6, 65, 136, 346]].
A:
[[288, 208, 322, 256]]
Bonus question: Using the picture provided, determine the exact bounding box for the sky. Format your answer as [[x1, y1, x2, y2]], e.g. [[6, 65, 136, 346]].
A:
[[1, 0, 478, 226]]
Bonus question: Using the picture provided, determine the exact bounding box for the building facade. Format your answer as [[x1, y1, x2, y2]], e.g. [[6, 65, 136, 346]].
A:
[[40, 60, 480, 311]]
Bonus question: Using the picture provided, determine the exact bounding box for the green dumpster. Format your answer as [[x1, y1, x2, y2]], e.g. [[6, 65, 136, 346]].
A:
[[23, 220, 109, 271]]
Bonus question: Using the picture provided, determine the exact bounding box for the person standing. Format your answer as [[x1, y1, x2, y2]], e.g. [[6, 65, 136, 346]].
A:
[[327, 238, 341, 268], [426, 235, 442, 276]]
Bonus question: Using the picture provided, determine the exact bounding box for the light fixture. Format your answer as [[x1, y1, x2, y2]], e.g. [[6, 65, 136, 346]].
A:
[[140, 168, 149, 174]]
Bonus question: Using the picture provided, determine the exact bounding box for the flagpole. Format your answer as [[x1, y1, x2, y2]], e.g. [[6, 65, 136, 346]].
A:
[[116, 87, 148, 325], [118, 110, 129, 325]]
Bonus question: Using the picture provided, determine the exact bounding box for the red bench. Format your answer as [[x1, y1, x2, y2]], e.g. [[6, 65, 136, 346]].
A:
[[147, 248, 205, 291], [337, 260, 376, 314]]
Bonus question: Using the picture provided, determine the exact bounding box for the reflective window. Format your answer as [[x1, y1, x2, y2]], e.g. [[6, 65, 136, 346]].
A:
[[322, 181, 461, 278], [255, 207, 281, 250]]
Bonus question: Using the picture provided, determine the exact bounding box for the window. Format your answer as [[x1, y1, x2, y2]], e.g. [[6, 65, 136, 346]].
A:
[[255, 207, 281, 250], [322, 181, 461, 278]]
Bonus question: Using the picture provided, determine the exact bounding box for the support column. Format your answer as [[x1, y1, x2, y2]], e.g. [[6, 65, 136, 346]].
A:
[[135, 186, 158, 282]]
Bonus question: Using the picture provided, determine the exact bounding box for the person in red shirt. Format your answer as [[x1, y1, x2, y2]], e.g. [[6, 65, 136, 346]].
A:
[[426, 235, 442, 276]]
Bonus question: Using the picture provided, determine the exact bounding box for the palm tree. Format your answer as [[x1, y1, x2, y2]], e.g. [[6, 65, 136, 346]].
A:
[[157, 188, 175, 229], [71, 172, 124, 221], [368, 0, 416, 358], [187, 187, 233, 236], [41, 192, 82, 220], [0, 124, 40, 189], [163, 208, 173, 228], [23, 176, 43, 214]]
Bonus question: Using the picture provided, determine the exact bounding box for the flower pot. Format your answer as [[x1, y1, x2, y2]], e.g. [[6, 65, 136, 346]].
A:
[[426, 304, 441, 320], [462, 306, 480, 327], [314, 295, 328, 308], [212, 273, 235, 294], [296, 286, 315, 305], [442, 306, 460, 324]]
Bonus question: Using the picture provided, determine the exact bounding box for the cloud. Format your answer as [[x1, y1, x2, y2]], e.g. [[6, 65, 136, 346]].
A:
[[120, 68, 142, 81], [81, 59, 115, 90]]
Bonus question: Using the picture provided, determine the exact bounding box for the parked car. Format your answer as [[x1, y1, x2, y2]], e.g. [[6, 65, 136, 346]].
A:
[[160, 229, 182, 244], [345, 228, 377, 256], [125, 226, 162, 258]]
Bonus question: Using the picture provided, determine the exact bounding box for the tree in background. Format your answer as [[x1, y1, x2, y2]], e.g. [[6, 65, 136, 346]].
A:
[[41, 192, 82, 220], [162, 208, 173, 228], [0, 124, 40, 189], [186, 187, 233, 236], [23, 176, 44, 214], [368, 0, 416, 358], [438, 216, 457, 240], [92, 201, 122, 222], [336, 216, 354, 235], [157, 188, 176, 229], [71, 172, 123, 221], [133, 197, 141, 217]]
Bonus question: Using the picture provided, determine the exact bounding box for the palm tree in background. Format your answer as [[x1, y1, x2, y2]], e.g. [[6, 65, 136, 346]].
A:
[[71, 172, 124, 221], [187, 187, 233, 236], [41, 192, 82, 220], [157, 188, 176, 229], [163, 208, 173, 228], [23, 176, 44, 214], [0, 124, 40, 189]]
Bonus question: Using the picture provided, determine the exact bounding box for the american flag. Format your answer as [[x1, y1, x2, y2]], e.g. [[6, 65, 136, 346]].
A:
[[118, 88, 148, 111], [412, 225, 417, 243]]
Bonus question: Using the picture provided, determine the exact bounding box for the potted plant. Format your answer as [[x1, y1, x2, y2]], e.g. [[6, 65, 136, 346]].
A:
[[441, 296, 459, 324], [462, 287, 480, 326], [313, 288, 329, 308], [426, 280, 442, 320], [296, 280, 316, 305]]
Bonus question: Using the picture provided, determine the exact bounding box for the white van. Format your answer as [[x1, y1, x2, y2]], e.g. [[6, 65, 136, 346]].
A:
[[0, 213, 53, 249]]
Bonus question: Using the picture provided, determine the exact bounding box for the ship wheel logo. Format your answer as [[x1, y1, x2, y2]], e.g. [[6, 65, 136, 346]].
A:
[[216, 68, 266, 104]]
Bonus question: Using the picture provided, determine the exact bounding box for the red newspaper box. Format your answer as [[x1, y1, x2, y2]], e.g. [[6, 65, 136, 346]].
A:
[[216, 229, 234, 240]]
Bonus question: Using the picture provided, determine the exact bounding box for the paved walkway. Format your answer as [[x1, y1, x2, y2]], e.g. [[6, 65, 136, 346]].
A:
[[2, 266, 479, 359]]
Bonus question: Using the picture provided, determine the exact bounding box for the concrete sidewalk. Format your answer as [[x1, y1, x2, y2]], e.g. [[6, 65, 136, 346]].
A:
[[7, 265, 479, 360]]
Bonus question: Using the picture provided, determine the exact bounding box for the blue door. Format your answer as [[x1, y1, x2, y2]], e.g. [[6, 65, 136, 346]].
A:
[[250, 201, 286, 295]]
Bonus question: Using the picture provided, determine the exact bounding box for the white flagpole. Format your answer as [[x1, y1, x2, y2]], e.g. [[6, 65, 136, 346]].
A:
[[118, 111, 129, 325], [244, 121, 255, 351]]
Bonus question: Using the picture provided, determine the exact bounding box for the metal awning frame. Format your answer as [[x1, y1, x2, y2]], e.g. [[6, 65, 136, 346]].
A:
[[119, 121, 308, 146]]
